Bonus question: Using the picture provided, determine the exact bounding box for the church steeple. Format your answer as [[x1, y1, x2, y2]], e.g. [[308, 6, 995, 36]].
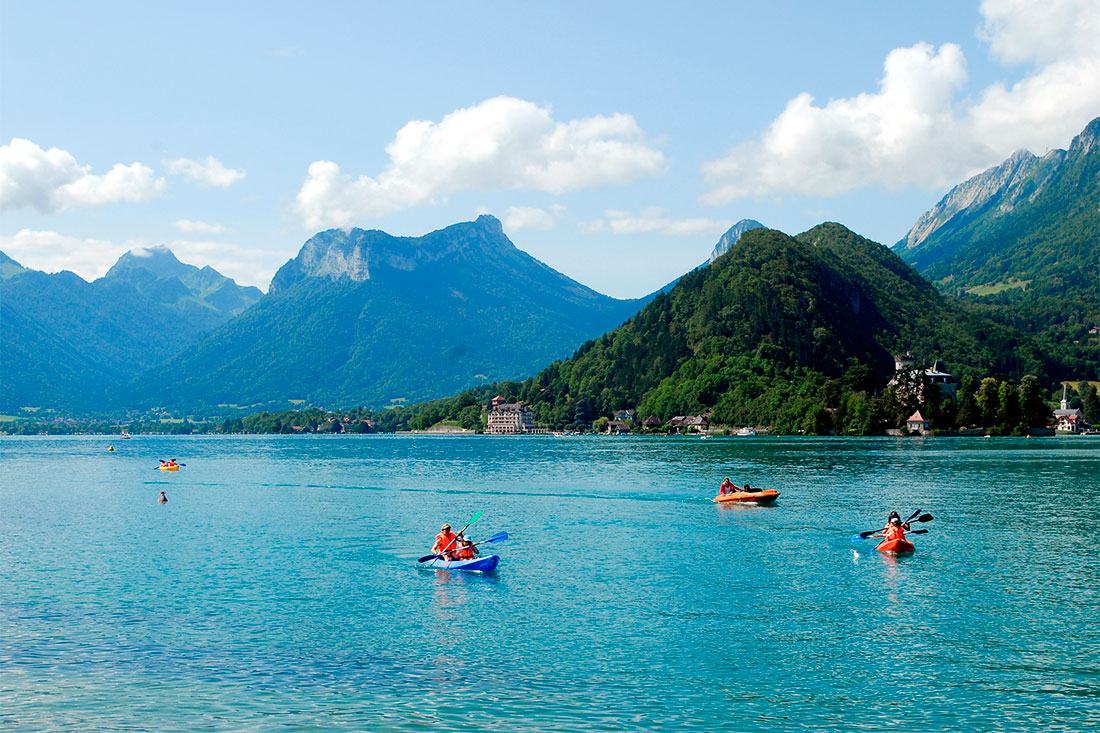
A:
[[1061, 384, 1069, 411]]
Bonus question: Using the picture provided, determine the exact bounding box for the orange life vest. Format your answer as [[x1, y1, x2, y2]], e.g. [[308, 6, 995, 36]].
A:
[[434, 530, 457, 554], [455, 543, 476, 560], [883, 524, 906, 542]]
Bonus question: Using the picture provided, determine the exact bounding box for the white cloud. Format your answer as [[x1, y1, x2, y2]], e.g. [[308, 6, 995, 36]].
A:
[[0, 229, 273, 290], [581, 208, 735, 237], [0, 229, 128, 280], [0, 139, 164, 213], [165, 156, 246, 187], [174, 218, 229, 233], [702, 0, 1100, 201], [502, 204, 566, 232], [295, 96, 664, 229], [978, 0, 1100, 64]]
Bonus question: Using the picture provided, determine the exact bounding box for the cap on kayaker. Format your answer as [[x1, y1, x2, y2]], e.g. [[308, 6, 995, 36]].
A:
[[441, 523, 451, 530]]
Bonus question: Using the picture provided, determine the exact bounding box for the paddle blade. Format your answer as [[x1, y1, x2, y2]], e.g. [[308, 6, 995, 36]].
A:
[[417, 554, 442, 563], [905, 509, 922, 523], [486, 531, 508, 543], [464, 510, 484, 527], [915, 513, 933, 522], [850, 534, 868, 543], [858, 529, 880, 539], [909, 529, 929, 535]]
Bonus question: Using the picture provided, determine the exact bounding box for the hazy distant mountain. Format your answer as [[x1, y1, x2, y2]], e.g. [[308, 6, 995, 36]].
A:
[[104, 245, 262, 331], [130, 215, 655, 412], [894, 116, 1099, 298], [0, 249, 261, 412]]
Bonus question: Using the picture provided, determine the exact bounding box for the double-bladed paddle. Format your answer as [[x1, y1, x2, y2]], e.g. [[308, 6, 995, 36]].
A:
[[417, 530, 508, 563], [851, 510, 933, 541]]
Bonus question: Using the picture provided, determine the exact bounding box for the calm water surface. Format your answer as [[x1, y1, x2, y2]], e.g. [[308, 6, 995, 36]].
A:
[[1, 435, 1098, 731]]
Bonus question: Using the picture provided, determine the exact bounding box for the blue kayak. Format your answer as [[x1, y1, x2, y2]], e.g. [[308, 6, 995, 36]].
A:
[[421, 555, 500, 572]]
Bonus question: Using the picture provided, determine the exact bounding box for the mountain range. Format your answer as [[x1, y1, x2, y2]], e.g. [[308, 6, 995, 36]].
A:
[[129, 215, 666, 412], [396, 222, 1040, 434], [0, 248, 261, 413], [895, 116, 1099, 301], [3, 116, 1096, 422]]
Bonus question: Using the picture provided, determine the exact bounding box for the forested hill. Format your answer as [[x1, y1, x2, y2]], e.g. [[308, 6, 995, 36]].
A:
[[398, 224, 1043, 433]]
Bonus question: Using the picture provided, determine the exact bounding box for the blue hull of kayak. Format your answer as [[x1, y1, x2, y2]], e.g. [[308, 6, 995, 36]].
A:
[[423, 555, 500, 572]]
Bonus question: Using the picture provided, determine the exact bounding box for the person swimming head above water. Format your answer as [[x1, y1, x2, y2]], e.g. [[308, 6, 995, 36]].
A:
[[158, 491, 168, 503]]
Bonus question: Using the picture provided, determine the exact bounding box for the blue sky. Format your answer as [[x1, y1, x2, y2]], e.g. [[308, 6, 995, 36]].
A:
[[2, 1, 1098, 298]]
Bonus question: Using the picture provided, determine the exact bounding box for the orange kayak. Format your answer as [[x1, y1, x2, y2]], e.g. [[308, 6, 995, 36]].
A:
[[712, 489, 780, 505], [158, 465, 180, 471]]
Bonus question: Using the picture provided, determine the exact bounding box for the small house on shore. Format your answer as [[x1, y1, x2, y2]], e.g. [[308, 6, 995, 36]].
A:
[[906, 410, 930, 435]]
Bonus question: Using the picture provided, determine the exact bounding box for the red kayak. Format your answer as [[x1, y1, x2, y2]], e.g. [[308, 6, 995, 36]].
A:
[[877, 538, 916, 555]]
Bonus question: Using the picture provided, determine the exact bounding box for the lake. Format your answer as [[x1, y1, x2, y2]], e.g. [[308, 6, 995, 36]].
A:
[[2, 435, 1097, 731]]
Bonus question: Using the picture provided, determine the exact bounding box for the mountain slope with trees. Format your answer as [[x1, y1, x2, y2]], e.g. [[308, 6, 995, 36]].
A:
[[0, 250, 261, 413], [129, 215, 655, 412], [894, 116, 1099, 379], [382, 224, 1047, 434]]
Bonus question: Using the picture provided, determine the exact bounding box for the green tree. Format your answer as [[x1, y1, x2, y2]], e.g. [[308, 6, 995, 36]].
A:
[[976, 377, 1001, 427], [998, 380, 1021, 430], [1018, 375, 1050, 428], [1078, 381, 1100, 424]]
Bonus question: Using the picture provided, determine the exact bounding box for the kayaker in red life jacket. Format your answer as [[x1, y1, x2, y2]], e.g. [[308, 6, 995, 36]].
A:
[[454, 535, 479, 560], [719, 477, 736, 495], [432, 524, 458, 560], [878, 512, 909, 541]]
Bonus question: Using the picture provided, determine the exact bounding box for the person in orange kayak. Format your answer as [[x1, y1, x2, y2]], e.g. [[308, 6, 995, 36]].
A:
[[432, 523, 458, 560], [719, 477, 736, 495], [878, 511, 909, 542]]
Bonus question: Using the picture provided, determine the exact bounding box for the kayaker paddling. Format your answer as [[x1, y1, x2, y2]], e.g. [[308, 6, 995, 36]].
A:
[[454, 535, 479, 560], [873, 511, 911, 541], [432, 523, 458, 560], [867, 511, 917, 554]]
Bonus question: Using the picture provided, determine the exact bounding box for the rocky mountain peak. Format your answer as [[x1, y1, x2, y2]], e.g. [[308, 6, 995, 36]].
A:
[[709, 219, 766, 263], [897, 149, 1040, 252], [106, 245, 190, 280], [270, 216, 518, 294], [1069, 115, 1100, 157]]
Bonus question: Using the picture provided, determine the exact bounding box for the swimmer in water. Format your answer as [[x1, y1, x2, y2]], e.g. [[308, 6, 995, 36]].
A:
[[158, 491, 168, 504]]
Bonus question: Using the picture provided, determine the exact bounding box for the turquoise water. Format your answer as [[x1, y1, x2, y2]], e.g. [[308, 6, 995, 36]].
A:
[[2, 435, 1098, 731]]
